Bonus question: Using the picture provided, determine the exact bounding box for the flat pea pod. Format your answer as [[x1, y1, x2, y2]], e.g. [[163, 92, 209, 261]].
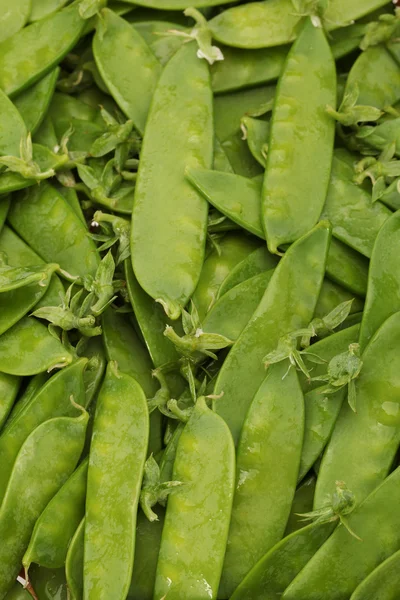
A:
[[0, 87, 26, 156], [57, 185, 86, 225], [53, 119, 104, 153], [0, 358, 87, 504], [230, 522, 333, 600], [48, 91, 101, 124], [3, 584, 31, 599], [209, 0, 389, 49], [66, 518, 84, 600], [0, 0, 31, 43], [219, 362, 304, 597], [191, 232, 261, 321], [0, 196, 10, 232], [93, 9, 161, 135], [0, 2, 86, 97], [13, 68, 59, 135], [81, 337, 107, 408], [221, 129, 263, 177], [28, 565, 68, 600], [359, 210, 400, 352], [262, 18, 336, 254], [345, 45, 400, 109], [4, 372, 49, 432], [241, 116, 269, 168], [0, 406, 88, 598], [315, 311, 400, 509], [350, 549, 400, 600], [218, 245, 278, 298], [0, 373, 20, 432], [23, 458, 88, 571], [128, 0, 233, 7], [8, 182, 100, 280], [213, 222, 330, 444], [213, 135, 234, 174], [326, 238, 368, 298], [284, 476, 316, 536], [0, 316, 72, 376], [283, 466, 400, 600], [131, 42, 213, 320], [29, 0, 69, 21], [84, 363, 149, 600], [154, 396, 235, 600], [158, 421, 185, 484]]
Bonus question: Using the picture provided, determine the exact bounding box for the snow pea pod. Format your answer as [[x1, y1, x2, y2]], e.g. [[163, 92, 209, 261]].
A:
[[359, 210, 400, 352], [221, 129, 263, 178], [262, 18, 336, 253], [0, 0, 30, 43], [93, 9, 161, 136], [30, 0, 69, 21], [3, 584, 31, 599], [131, 42, 213, 320], [0, 316, 72, 376], [315, 311, 400, 508], [284, 466, 400, 600], [350, 549, 400, 600], [356, 117, 400, 158], [285, 476, 316, 536], [84, 363, 149, 600], [218, 245, 278, 297], [326, 238, 368, 298], [219, 362, 304, 597], [129, 0, 232, 7], [4, 373, 49, 431], [66, 518, 84, 600], [0, 358, 87, 504], [214, 221, 330, 444], [0, 196, 9, 232], [13, 68, 59, 135], [23, 458, 88, 571], [9, 182, 100, 280], [241, 116, 269, 168], [0, 406, 88, 598], [0, 2, 86, 97], [209, 0, 390, 49], [28, 566, 68, 600], [0, 373, 20, 432], [154, 396, 235, 600], [0, 87, 26, 156]]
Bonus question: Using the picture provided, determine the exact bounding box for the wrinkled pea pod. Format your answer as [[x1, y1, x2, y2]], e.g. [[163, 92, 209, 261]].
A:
[[13, 68, 59, 135], [284, 466, 400, 600], [0, 405, 88, 598], [0, 373, 21, 432], [23, 458, 88, 572], [154, 397, 235, 600], [131, 41, 213, 320], [214, 222, 330, 444], [0, 0, 31, 44], [350, 548, 400, 600], [84, 363, 149, 600]]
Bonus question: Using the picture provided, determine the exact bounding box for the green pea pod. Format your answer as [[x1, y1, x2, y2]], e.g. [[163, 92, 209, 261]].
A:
[[285, 476, 316, 536], [192, 232, 261, 321], [214, 221, 330, 444], [66, 518, 84, 600], [356, 117, 400, 158], [0, 2, 86, 97], [0, 405, 88, 598], [219, 362, 304, 597], [326, 238, 368, 298], [23, 458, 88, 571], [213, 135, 234, 173], [315, 311, 400, 509], [0, 373, 20, 432], [241, 116, 269, 168], [0, 0, 31, 43], [218, 245, 278, 297], [284, 466, 400, 600], [222, 129, 263, 178], [48, 91, 101, 124], [28, 565, 68, 600], [0, 357, 87, 504], [58, 185, 86, 225], [8, 182, 100, 280], [209, 0, 390, 49], [0, 316, 73, 376], [101, 308, 161, 455], [350, 549, 400, 600], [131, 41, 213, 319], [0, 196, 10, 232], [81, 337, 107, 407], [230, 522, 333, 600], [4, 373, 49, 432], [93, 9, 161, 135], [84, 363, 149, 600], [158, 421, 185, 484], [53, 118, 104, 153], [0, 87, 27, 156], [131, 0, 232, 6], [13, 69, 59, 135], [30, 0, 69, 21], [154, 396, 235, 599], [315, 280, 363, 322], [262, 18, 336, 253], [3, 584, 31, 599], [359, 210, 400, 352]]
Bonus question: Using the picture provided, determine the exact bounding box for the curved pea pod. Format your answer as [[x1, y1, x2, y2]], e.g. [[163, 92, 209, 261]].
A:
[[0, 87, 26, 156], [131, 42, 213, 320], [285, 476, 316, 536], [218, 245, 278, 297], [0, 357, 87, 503], [13, 69, 59, 135], [284, 466, 400, 600], [23, 458, 88, 572], [8, 182, 100, 280], [154, 397, 235, 599], [315, 311, 400, 509], [0, 316, 73, 376], [241, 116, 269, 168], [66, 518, 84, 600], [359, 210, 400, 352], [209, 0, 390, 49], [350, 549, 400, 600], [30, 0, 69, 21], [84, 363, 149, 600], [0, 2, 86, 97], [0, 0, 31, 43], [93, 9, 161, 136], [262, 19, 336, 253], [0, 373, 20, 432], [230, 522, 333, 600], [0, 405, 88, 598], [219, 362, 304, 597], [213, 222, 330, 444], [192, 232, 261, 321]]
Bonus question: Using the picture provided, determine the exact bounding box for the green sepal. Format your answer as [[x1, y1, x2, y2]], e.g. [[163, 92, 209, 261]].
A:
[[140, 455, 183, 522], [79, 0, 107, 19], [326, 84, 383, 126], [83, 251, 117, 316], [0, 134, 57, 181], [0, 260, 59, 292], [359, 9, 400, 50], [300, 300, 354, 347]]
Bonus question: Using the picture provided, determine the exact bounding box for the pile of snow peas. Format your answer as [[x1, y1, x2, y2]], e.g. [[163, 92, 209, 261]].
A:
[[1, 0, 400, 598]]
